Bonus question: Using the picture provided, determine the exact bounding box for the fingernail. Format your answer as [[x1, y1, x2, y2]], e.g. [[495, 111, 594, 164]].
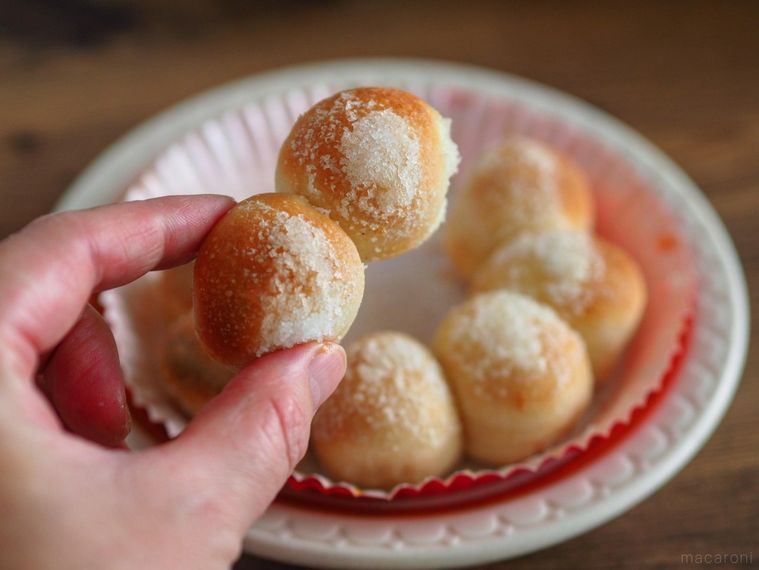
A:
[[308, 343, 346, 408]]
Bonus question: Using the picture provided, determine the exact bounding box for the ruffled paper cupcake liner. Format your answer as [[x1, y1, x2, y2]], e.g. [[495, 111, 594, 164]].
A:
[[101, 82, 697, 504]]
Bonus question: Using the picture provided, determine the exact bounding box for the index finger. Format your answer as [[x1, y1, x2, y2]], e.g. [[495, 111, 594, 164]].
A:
[[0, 195, 233, 381]]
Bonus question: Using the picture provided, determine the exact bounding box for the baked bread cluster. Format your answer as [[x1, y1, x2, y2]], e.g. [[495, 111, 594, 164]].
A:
[[155, 90, 647, 490], [436, 138, 646, 469], [471, 229, 646, 380], [157, 86, 459, 422], [189, 87, 459, 370]]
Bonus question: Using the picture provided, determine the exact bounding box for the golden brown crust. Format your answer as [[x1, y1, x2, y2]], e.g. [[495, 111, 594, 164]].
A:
[[276, 87, 458, 261], [312, 331, 463, 488], [444, 138, 594, 278], [557, 153, 595, 229], [572, 239, 647, 379], [194, 193, 364, 367]]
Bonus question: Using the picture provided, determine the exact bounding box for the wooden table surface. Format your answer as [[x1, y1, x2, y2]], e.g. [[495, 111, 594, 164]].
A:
[[1, 1, 756, 568]]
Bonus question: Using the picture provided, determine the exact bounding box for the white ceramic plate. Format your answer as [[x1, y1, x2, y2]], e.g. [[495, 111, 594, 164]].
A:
[[57, 59, 748, 569]]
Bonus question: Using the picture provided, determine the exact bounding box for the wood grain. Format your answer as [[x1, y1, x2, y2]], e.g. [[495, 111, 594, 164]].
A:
[[1, 1, 756, 568]]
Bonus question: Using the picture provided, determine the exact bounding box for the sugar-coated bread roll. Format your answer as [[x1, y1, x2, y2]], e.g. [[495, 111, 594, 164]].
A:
[[160, 313, 233, 415], [194, 193, 364, 367], [472, 231, 647, 381], [156, 262, 194, 323], [276, 87, 460, 261], [432, 291, 592, 465], [444, 137, 594, 278], [312, 332, 463, 488]]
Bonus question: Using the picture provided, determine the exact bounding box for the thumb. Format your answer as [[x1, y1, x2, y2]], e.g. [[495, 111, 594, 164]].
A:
[[166, 342, 345, 529]]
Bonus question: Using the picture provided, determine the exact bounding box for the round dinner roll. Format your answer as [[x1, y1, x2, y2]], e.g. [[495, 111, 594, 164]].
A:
[[194, 193, 364, 367], [432, 291, 592, 466], [276, 87, 460, 261], [312, 332, 463, 489], [472, 231, 647, 381], [444, 137, 594, 278], [160, 313, 234, 415]]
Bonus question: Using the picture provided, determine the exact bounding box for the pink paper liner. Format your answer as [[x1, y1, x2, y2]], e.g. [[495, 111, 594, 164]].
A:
[[102, 83, 697, 504]]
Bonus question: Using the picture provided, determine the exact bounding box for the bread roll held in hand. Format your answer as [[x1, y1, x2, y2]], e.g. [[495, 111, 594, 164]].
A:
[[312, 332, 463, 488], [433, 291, 592, 465], [194, 193, 364, 367], [445, 137, 594, 278], [472, 231, 647, 381], [276, 87, 460, 261]]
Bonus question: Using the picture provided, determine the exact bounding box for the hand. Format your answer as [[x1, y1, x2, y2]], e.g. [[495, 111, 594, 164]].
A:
[[0, 196, 346, 570]]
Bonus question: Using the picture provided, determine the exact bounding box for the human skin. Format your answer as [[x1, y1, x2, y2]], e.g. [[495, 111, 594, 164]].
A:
[[0, 195, 346, 570]]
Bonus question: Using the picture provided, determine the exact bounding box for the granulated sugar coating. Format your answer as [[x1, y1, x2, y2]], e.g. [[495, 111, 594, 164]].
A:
[[312, 332, 463, 489], [477, 139, 560, 220], [473, 230, 607, 313], [193, 193, 364, 367], [432, 291, 593, 465], [472, 232, 647, 382], [339, 109, 421, 220], [434, 291, 579, 393], [444, 137, 594, 278], [276, 87, 460, 261]]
